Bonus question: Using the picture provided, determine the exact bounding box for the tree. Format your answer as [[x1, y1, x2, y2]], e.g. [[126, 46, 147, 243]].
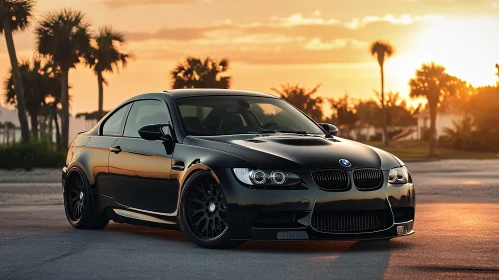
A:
[[270, 83, 323, 121], [355, 99, 381, 128], [329, 94, 358, 132], [376, 91, 417, 127], [86, 26, 132, 120], [171, 57, 231, 89], [438, 78, 474, 115], [409, 62, 456, 157], [370, 40, 394, 146], [0, 0, 34, 143], [466, 86, 499, 152], [5, 58, 62, 141], [36, 8, 91, 149], [5, 59, 44, 140], [443, 117, 474, 150]]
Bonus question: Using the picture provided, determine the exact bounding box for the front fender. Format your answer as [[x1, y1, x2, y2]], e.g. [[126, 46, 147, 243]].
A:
[[172, 143, 255, 212]]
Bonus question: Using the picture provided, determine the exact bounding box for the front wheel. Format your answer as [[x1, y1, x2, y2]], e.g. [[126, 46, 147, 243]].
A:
[[180, 171, 243, 249]]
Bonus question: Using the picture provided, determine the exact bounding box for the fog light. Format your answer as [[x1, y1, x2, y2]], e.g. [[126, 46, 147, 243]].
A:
[[397, 225, 407, 235]]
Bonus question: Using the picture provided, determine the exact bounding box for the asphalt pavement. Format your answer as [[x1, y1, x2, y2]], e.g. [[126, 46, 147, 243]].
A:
[[0, 203, 498, 280], [0, 160, 499, 279]]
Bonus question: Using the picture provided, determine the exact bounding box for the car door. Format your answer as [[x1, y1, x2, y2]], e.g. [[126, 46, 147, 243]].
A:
[[93, 103, 132, 197], [108, 99, 179, 214]]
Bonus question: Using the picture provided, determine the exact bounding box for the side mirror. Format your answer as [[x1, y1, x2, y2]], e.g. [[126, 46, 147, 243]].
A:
[[319, 123, 339, 136], [138, 124, 174, 141]]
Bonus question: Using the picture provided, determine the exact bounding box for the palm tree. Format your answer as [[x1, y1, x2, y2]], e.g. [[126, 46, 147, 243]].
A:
[[370, 40, 394, 146], [270, 83, 323, 121], [443, 117, 474, 150], [5, 58, 61, 141], [86, 26, 132, 120], [5, 59, 45, 140], [35, 8, 91, 149], [0, 0, 34, 143], [46, 88, 63, 146], [409, 62, 456, 157], [171, 57, 231, 89]]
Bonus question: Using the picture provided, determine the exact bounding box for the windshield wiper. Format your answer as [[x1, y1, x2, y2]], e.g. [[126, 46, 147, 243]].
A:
[[273, 130, 309, 134], [249, 130, 310, 135], [247, 130, 275, 134]]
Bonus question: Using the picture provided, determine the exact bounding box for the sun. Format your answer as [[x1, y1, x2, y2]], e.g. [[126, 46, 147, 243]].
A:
[[379, 16, 498, 108], [415, 16, 499, 86]]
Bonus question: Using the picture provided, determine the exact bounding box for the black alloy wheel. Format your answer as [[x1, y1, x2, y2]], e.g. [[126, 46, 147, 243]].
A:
[[186, 176, 228, 240], [181, 171, 243, 249], [63, 168, 109, 229]]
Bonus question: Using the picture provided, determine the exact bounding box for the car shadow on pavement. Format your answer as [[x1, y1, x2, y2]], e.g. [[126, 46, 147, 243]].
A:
[[240, 239, 413, 253], [105, 223, 412, 253], [104, 224, 191, 243], [240, 241, 354, 253]]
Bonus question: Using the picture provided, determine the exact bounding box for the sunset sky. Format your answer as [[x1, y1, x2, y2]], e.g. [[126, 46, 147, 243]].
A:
[[1, 0, 499, 115]]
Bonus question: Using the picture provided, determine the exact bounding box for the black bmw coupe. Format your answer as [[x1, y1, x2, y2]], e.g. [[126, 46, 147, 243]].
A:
[[62, 89, 415, 248]]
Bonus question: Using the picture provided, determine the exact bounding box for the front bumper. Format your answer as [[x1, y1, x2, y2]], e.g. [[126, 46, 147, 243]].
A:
[[214, 168, 416, 241]]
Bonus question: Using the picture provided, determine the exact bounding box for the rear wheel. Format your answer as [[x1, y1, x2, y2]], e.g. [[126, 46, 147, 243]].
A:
[[64, 168, 109, 229], [180, 171, 243, 249]]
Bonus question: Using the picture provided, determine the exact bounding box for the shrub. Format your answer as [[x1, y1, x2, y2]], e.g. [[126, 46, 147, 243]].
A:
[[0, 141, 66, 170]]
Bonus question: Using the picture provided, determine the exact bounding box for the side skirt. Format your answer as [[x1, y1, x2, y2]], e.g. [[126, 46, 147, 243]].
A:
[[105, 207, 180, 231]]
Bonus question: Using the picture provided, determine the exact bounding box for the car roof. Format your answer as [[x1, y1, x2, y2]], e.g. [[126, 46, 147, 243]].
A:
[[163, 89, 279, 99]]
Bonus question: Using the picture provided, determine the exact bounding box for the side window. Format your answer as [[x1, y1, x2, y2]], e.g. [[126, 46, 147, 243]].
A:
[[124, 100, 171, 138], [102, 103, 132, 136]]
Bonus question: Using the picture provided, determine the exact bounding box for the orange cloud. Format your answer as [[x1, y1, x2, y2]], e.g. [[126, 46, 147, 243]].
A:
[[101, 0, 212, 8], [270, 13, 340, 26], [137, 47, 369, 65], [125, 14, 436, 43], [122, 13, 435, 65]]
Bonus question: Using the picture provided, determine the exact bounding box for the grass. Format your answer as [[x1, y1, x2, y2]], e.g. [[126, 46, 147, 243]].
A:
[[363, 140, 499, 162]]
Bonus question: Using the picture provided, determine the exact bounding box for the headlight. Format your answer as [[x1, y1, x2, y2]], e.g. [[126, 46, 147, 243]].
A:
[[388, 166, 411, 184], [233, 168, 301, 186]]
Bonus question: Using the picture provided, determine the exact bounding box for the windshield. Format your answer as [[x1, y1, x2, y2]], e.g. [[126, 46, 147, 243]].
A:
[[174, 96, 325, 136]]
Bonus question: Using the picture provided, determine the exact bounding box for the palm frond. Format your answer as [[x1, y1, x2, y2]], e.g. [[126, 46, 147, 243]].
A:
[[35, 8, 91, 70], [170, 56, 231, 89], [0, 0, 35, 32]]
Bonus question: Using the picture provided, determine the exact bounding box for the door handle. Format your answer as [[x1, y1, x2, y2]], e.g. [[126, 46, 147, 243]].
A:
[[110, 146, 122, 154], [172, 161, 185, 171]]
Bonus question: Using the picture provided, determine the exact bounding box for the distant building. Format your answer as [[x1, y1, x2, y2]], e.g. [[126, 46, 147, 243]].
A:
[[413, 110, 463, 140], [349, 125, 418, 142]]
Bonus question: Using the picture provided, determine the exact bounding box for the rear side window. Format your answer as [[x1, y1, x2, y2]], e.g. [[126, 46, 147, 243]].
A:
[[102, 103, 132, 136], [124, 100, 171, 138]]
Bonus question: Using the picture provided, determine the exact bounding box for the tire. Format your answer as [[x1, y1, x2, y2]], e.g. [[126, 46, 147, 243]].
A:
[[180, 171, 243, 249], [63, 167, 109, 229]]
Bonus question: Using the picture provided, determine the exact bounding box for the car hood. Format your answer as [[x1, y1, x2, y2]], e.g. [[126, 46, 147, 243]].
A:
[[183, 134, 402, 171]]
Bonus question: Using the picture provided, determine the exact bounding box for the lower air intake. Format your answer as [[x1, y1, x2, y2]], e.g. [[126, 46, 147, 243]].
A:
[[311, 210, 392, 233]]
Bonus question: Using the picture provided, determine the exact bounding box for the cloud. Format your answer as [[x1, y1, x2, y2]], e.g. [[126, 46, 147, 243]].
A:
[[345, 14, 444, 29], [386, 0, 499, 14], [304, 38, 368, 50], [137, 46, 369, 65], [126, 26, 213, 41], [121, 12, 442, 65], [101, 0, 213, 8], [270, 13, 340, 26], [126, 13, 437, 43]]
